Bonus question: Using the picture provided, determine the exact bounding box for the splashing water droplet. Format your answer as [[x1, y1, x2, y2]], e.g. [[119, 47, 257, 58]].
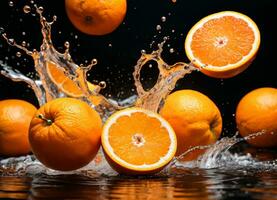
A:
[[156, 25, 161, 31], [8, 38, 15, 46], [8, 1, 14, 7], [141, 49, 146, 54], [38, 6, 44, 13], [52, 15, 57, 22], [23, 5, 31, 13], [161, 16, 166, 22], [64, 41, 70, 49], [16, 52, 22, 57], [0, 27, 5, 35], [169, 48, 174, 53], [91, 58, 98, 65], [99, 81, 107, 89]]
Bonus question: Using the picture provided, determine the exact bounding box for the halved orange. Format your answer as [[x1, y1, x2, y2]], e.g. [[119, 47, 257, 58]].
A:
[[101, 107, 177, 175], [185, 11, 261, 78], [46, 61, 102, 105], [46, 61, 89, 97]]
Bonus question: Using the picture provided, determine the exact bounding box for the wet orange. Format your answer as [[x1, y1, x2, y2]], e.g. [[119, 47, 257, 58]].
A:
[[46, 61, 102, 106], [65, 0, 127, 35], [102, 107, 177, 175], [236, 87, 277, 147], [0, 99, 37, 157], [29, 98, 102, 171], [185, 11, 260, 78], [160, 90, 222, 160]]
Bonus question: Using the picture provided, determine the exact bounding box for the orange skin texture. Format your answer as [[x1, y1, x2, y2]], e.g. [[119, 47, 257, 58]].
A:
[[236, 87, 277, 147], [29, 98, 102, 171], [160, 90, 222, 160], [0, 99, 37, 157], [65, 0, 127, 35]]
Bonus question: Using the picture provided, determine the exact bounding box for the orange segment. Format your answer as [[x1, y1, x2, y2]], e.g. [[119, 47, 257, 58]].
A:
[[185, 11, 260, 78], [46, 61, 87, 97], [46, 61, 102, 105], [102, 108, 177, 175]]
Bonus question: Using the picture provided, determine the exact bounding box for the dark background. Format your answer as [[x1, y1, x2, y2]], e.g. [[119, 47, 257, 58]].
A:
[[0, 0, 276, 136]]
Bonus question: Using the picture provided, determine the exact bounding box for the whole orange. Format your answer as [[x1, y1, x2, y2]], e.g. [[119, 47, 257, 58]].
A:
[[29, 98, 102, 171], [0, 99, 37, 157], [236, 87, 277, 147], [65, 0, 127, 35], [160, 90, 222, 160]]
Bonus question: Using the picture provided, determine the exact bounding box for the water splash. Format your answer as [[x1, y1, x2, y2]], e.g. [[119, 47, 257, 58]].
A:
[[134, 37, 196, 112], [0, 5, 120, 118], [169, 131, 277, 171], [1, 131, 276, 177]]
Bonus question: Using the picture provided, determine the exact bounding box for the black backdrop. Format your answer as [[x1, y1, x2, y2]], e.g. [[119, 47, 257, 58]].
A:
[[0, 0, 276, 136]]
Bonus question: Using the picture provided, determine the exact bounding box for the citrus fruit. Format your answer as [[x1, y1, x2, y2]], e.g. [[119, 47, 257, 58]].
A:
[[0, 99, 37, 157], [236, 87, 277, 147], [160, 90, 222, 160], [65, 0, 127, 35], [185, 11, 261, 78], [101, 107, 177, 175], [46, 61, 102, 105], [29, 98, 102, 171]]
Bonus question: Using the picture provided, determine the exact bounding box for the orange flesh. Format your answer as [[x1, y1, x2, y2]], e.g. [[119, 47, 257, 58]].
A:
[[46, 61, 86, 96], [108, 112, 171, 165], [191, 16, 255, 67]]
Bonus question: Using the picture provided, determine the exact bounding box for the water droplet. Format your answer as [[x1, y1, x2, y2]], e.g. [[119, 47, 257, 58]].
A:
[[37, 6, 44, 13], [9, 1, 14, 7], [74, 35, 78, 39], [0, 27, 4, 35], [30, 0, 34, 4], [8, 38, 15, 46], [91, 58, 98, 65], [156, 25, 161, 31], [52, 15, 57, 22], [141, 49, 146, 54], [108, 43, 112, 47], [149, 64, 153, 68], [21, 41, 26, 46], [64, 41, 70, 49], [163, 36, 168, 41], [171, 29, 175, 33], [169, 48, 174, 53], [16, 52, 22, 57], [22, 32, 26, 36], [23, 5, 31, 13], [99, 81, 106, 89], [161, 16, 166, 22]]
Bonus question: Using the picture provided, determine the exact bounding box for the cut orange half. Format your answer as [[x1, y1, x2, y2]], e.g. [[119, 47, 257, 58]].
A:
[[46, 61, 88, 97], [101, 107, 177, 175], [46, 61, 102, 105], [185, 11, 261, 78]]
